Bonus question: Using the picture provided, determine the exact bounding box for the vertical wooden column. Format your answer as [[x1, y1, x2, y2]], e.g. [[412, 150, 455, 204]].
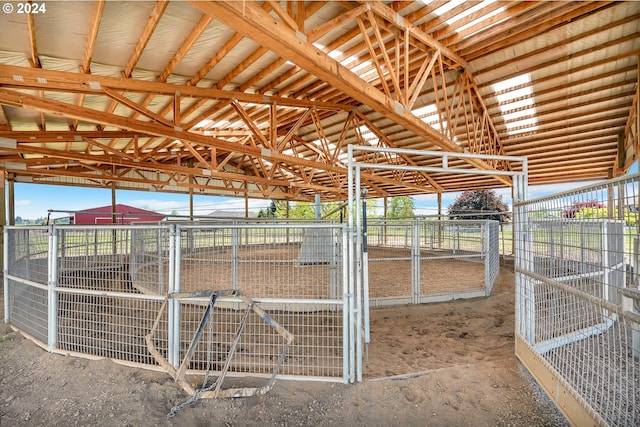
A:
[[111, 181, 117, 224], [7, 173, 14, 226], [244, 182, 249, 218], [189, 175, 194, 221]]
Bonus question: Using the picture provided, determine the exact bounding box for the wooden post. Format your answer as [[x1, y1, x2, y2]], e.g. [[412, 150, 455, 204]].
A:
[[189, 188, 194, 221], [111, 181, 117, 224], [7, 173, 14, 226]]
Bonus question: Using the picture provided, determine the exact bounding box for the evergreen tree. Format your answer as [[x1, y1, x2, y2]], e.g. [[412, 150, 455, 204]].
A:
[[447, 190, 510, 223]]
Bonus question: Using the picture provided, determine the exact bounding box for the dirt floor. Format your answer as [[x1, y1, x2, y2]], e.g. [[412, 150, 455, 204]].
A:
[[0, 265, 569, 427]]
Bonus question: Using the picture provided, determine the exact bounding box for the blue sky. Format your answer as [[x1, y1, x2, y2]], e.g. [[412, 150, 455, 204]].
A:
[[11, 162, 638, 220]]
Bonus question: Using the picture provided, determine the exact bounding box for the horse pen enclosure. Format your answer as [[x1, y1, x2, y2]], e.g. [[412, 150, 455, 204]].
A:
[[8, 170, 640, 426], [4, 217, 500, 388], [514, 173, 640, 426]]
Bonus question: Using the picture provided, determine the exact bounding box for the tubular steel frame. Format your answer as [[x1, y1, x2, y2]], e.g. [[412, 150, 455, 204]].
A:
[[4, 222, 350, 385], [514, 173, 640, 426], [347, 145, 527, 382]]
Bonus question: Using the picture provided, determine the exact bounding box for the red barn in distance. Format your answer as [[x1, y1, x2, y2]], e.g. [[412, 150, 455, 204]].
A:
[[70, 204, 166, 225]]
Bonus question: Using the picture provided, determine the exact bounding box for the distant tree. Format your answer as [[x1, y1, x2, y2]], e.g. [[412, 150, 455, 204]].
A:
[[562, 200, 603, 219], [14, 216, 23, 225], [271, 200, 352, 220], [287, 202, 316, 219], [387, 196, 415, 219], [447, 190, 510, 223], [257, 201, 277, 218]]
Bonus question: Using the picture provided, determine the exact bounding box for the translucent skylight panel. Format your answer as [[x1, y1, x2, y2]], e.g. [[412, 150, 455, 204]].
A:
[[496, 86, 532, 103], [493, 74, 538, 135], [357, 125, 379, 145], [412, 104, 447, 132], [431, 0, 465, 17], [351, 60, 373, 74], [195, 119, 213, 129], [493, 74, 531, 93], [502, 107, 536, 122]]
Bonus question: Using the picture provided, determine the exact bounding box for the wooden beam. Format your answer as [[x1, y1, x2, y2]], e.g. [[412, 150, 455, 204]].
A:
[[26, 10, 40, 68], [266, 1, 299, 31], [189, 33, 243, 86], [122, 0, 169, 78], [189, 1, 511, 186], [0, 64, 351, 112], [102, 87, 175, 127], [0, 87, 417, 193], [0, 105, 10, 130], [0, 130, 141, 140], [160, 14, 213, 82], [81, 0, 105, 73], [363, 1, 467, 69]]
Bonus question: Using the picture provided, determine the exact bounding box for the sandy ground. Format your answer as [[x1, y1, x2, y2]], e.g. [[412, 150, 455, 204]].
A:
[[0, 265, 568, 427]]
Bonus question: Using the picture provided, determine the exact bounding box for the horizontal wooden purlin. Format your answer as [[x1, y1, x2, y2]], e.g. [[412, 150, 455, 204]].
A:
[[506, 139, 617, 157], [5, 166, 347, 199], [494, 121, 625, 149], [192, 1, 512, 188], [0, 64, 351, 112], [500, 119, 628, 148], [0, 130, 144, 141]]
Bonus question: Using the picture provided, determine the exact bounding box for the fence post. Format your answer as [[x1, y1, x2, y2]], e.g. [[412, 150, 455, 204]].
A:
[[168, 224, 180, 369], [3, 227, 8, 323], [341, 225, 350, 383], [47, 226, 58, 351], [633, 238, 640, 359], [412, 220, 420, 304], [232, 227, 239, 291], [330, 227, 338, 300], [484, 221, 490, 295]]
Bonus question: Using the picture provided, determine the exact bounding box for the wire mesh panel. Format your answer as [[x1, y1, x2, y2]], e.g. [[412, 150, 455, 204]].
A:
[[56, 292, 166, 364], [6, 226, 49, 284], [172, 224, 348, 381], [515, 174, 640, 426], [418, 220, 489, 299], [6, 278, 48, 343], [56, 226, 137, 293], [366, 219, 498, 306], [5, 227, 50, 344], [176, 224, 343, 300], [366, 221, 413, 305], [129, 226, 172, 295], [5, 222, 346, 383], [485, 221, 500, 293], [177, 299, 344, 380]]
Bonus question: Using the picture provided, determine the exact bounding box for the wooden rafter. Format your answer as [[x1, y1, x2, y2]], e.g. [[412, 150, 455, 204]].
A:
[[0, 64, 351, 112], [190, 1, 511, 187], [122, 0, 169, 78]]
